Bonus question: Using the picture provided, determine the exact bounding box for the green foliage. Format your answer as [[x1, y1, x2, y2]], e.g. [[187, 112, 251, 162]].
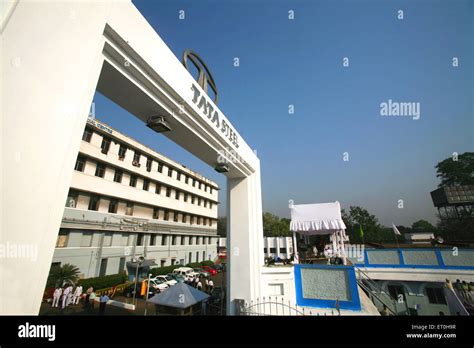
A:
[[217, 217, 227, 237], [78, 272, 127, 290], [47, 263, 80, 288], [435, 152, 474, 187], [436, 210, 474, 241], [149, 265, 181, 277], [342, 206, 401, 244], [263, 212, 291, 237], [411, 219, 436, 232]]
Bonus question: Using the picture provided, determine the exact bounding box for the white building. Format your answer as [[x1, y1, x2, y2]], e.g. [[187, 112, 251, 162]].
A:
[[218, 237, 294, 259], [404, 232, 435, 244], [52, 117, 219, 278]]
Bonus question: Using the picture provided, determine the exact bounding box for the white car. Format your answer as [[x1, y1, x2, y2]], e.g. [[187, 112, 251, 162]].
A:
[[152, 275, 177, 287], [149, 279, 169, 292]]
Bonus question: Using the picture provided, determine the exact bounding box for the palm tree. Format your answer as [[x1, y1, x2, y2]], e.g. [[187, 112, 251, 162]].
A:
[[47, 263, 80, 288]]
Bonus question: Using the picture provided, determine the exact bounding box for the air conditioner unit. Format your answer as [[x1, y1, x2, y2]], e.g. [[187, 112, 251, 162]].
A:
[[215, 163, 229, 173], [147, 115, 171, 133]]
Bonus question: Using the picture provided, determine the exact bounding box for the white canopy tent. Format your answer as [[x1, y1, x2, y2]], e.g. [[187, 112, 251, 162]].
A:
[[289, 201, 349, 264]]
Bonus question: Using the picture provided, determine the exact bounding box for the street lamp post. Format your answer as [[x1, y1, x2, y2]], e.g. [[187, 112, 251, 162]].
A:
[[144, 273, 151, 316], [132, 256, 145, 306]]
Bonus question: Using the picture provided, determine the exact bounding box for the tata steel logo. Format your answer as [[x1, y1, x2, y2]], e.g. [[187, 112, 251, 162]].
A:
[[183, 50, 239, 148], [182, 50, 218, 104]]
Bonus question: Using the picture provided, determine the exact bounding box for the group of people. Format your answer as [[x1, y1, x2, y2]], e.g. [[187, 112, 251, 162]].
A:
[[51, 284, 83, 309], [184, 276, 214, 294], [445, 278, 473, 304]]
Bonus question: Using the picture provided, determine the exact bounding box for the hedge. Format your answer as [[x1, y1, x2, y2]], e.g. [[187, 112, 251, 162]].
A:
[[78, 272, 127, 290]]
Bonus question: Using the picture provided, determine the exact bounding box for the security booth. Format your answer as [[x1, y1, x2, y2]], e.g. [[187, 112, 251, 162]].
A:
[[290, 201, 349, 265], [126, 259, 157, 282], [149, 283, 210, 316]]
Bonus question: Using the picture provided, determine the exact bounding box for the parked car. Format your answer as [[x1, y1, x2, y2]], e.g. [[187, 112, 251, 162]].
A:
[[149, 278, 169, 292], [193, 268, 210, 278], [151, 275, 177, 287], [172, 267, 197, 280], [201, 266, 217, 276], [167, 273, 186, 283]]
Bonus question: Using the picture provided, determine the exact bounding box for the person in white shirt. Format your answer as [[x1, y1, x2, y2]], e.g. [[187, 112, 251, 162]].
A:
[[196, 281, 203, 290], [208, 279, 214, 294], [194, 276, 199, 288], [73, 285, 83, 305], [61, 285, 73, 309], [52, 287, 62, 307]]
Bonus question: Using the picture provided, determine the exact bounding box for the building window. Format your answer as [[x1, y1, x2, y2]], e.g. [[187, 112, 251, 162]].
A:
[[209, 220, 213, 227], [168, 168, 173, 177], [185, 176, 189, 184], [190, 216, 195, 225], [155, 184, 161, 194], [189, 237, 194, 245], [264, 248, 268, 253], [191, 195, 196, 204], [66, 191, 78, 208], [137, 234, 144, 246], [161, 235, 167, 246], [174, 212, 179, 222], [164, 210, 169, 221], [100, 137, 111, 154], [88, 195, 100, 211], [197, 217, 201, 225], [181, 236, 185, 245], [182, 214, 187, 223], [56, 230, 69, 248], [132, 151, 141, 166], [80, 231, 93, 247], [210, 187, 213, 194], [193, 179, 196, 187], [113, 169, 123, 183], [209, 202, 213, 209], [177, 172, 181, 181], [202, 251, 205, 261], [198, 198, 202, 206], [269, 248, 277, 254], [184, 193, 188, 202], [143, 179, 149, 191], [172, 235, 177, 245], [74, 156, 86, 172], [150, 234, 156, 246], [203, 185, 207, 192], [153, 207, 160, 219], [175, 190, 180, 200], [157, 162, 163, 173], [108, 199, 118, 213], [118, 145, 127, 160], [204, 200, 207, 208], [199, 182, 202, 189], [426, 287, 447, 305], [82, 128, 92, 142], [99, 258, 108, 277], [166, 187, 171, 197], [118, 257, 126, 273], [146, 158, 152, 172], [125, 202, 133, 216], [129, 175, 137, 187], [279, 248, 286, 254], [387, 285, 406, 303], [95, 163, 106, 178]]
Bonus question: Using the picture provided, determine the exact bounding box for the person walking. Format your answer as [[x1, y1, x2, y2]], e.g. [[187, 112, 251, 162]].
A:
[[194, 276, 199, 288], [208, 279, 214, 294], [52, 287, 62, 308], [99, 293, 110, 315], [84, 286, 93, 309], [196, 280, 203, 291], [66, 284, 73, 306]]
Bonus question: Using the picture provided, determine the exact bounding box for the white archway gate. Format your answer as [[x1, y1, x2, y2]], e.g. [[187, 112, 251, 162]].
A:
[[1, 0, 263, 314]]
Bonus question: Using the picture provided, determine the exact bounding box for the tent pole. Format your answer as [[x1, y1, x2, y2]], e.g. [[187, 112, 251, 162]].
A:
[[292, 230, 298, 264]]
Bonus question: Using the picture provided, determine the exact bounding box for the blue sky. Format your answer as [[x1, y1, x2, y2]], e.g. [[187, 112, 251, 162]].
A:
[[94, 0, 473, 227]]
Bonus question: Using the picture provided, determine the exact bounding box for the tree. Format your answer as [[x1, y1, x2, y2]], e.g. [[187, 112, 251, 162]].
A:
[[47, 263, 80, 288], [342, 206, 396, 243], [411, 220, 436, 232], [435, 152, 474, 187], [217, 217, 227, 237], [263, 212, 290, 237]]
